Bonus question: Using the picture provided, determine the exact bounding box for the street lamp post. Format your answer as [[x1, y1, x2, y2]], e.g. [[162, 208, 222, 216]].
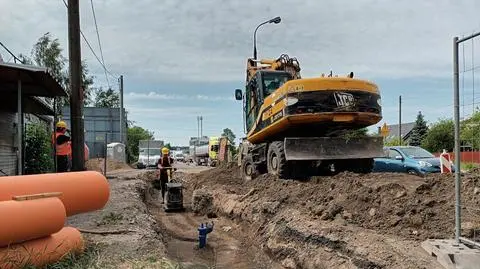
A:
[[253, 16, 281, 60]]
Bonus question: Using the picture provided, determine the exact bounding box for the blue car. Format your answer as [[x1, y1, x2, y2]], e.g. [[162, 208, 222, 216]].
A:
[[373, 146, 449, 175]]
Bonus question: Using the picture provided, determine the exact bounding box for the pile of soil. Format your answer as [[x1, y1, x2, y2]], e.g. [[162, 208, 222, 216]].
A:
[[184, 166, 480, 268], [86, 158, 132, 172]]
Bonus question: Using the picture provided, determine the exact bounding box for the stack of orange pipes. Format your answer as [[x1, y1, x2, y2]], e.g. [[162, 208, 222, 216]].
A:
[[0, 171, 109, 269]]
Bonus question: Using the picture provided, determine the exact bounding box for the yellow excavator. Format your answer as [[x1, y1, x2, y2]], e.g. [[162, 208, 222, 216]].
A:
[[235, 54, 384, 179]]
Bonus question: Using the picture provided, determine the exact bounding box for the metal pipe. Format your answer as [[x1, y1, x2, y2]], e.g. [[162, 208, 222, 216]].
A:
[[17, 80, 22, 175], [453, 36, 461, 243], [53, 98, 57, 172], [459, 237, 480, 249], [399, 95, 402, 144], [103, 132, 107, 176], [119, 75, 124, 144], [457, 32, 480, 43]]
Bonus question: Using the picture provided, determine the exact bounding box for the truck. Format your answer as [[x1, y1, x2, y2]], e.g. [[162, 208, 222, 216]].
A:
[[172, 150, 186, 162], [137, 140, 164, 169], [189, 136, 221, 166], [235, 53, 384, 179]]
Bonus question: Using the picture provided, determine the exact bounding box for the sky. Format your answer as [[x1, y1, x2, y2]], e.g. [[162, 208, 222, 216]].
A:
[[2, 0, 480, 145]]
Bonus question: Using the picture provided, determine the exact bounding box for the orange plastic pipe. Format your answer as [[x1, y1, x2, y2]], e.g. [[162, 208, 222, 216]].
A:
[[0, 197, 66, 248], [0, 171, 109, 216], [0, 227, 84, 269]]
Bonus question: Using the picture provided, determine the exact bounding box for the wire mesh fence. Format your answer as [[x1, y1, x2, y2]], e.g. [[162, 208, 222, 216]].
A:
[[454, 31, 480, 247]]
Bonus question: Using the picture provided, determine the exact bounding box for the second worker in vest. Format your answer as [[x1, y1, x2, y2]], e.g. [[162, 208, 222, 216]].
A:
[[53, 121, 71, 172], [157, 147, 174, 203]]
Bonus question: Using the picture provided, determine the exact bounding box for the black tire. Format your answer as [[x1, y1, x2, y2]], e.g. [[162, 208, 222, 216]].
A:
[[407, 169, 422, 177], [241, 155, 258, 181], [267, 141, 289, 178]]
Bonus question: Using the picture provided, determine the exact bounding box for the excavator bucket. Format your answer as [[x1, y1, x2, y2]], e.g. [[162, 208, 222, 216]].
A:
[[284, 136, 385, 161]]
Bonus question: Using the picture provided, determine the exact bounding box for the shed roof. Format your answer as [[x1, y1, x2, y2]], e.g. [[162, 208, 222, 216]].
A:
[[0, 62, 67, 97]]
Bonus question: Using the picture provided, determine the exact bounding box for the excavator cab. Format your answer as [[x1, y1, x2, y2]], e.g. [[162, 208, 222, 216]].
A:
[[236, 70, 293, 132]]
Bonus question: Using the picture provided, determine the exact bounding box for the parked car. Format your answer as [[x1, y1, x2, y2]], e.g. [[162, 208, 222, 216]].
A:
[[373, 146, 453, 175]]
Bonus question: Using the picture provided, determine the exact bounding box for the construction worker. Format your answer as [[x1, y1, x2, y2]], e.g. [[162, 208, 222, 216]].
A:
[[157, 147, 174, 203], [53, 121, 71, 172]]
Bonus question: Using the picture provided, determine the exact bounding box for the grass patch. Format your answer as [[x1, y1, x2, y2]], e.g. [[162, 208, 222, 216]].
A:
[[120, 257, 212, 269], [461, 162, 480, 172], [97, 212, 124, 226], [22, 242, 103, 269]]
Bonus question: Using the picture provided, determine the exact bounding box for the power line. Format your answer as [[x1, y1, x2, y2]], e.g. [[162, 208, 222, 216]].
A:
[[89, 0, 110, 88], [61, 0, 117, 80]]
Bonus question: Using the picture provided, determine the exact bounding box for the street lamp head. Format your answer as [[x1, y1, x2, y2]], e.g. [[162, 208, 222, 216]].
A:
[[269, 16, 281, 24]]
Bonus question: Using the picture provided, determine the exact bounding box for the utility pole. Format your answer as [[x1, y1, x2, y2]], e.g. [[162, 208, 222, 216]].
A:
[[398, 95, 402, 144], [119, 75, 124, 144], [197, 116, 200, 139], [200, 116, 203, 137], [68, 0, 85, 171]]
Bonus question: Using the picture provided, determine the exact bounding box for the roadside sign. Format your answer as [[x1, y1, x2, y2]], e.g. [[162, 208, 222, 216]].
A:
[[380, 123, 389, 137]]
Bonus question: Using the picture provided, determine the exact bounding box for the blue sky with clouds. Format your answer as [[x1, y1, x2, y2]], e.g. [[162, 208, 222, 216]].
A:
[[2, 0, 480, 145]]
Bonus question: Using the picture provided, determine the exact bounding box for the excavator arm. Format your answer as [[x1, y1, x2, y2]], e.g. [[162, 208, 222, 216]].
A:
[[246, 54, 301, 83]]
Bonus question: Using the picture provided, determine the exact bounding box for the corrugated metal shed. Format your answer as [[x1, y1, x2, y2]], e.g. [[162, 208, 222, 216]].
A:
[[0, 112, 17, 175], [61, 107, 127, 158], [0, 62, 66, 175]]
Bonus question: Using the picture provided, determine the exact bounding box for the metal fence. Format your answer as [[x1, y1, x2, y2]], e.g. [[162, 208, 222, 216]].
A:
[[453, 31, 480, 247], [61, 107, 126, 158]]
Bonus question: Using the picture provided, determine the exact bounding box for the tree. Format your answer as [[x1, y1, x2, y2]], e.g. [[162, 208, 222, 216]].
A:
[[164, 143, 171, 150], [461, 111, 480, 150], [221, 128, 236, 145], [421, 119, 454, 153], [25, 122, 54, 174], [409, 111, 428, 146], [126, 126, 154, 163], [343, 128, 368, 140], [93, 87, 120, 108], [28, 33, 95, 110]]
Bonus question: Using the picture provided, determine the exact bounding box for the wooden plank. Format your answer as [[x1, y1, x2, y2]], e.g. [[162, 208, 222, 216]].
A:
[[12, 192, 63, 201]]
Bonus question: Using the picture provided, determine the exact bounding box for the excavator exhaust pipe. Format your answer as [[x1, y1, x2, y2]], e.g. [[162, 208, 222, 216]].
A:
[[284, 136, 385, 161]]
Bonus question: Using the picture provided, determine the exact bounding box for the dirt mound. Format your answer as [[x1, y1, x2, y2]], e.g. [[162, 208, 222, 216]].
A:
[[192, 189, 214, 215], [190, 168, 480, 240], [184, 167, 479, 268], [86, 158, 132, 172]]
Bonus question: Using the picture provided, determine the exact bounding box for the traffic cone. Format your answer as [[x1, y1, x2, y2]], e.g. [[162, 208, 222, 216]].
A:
[[440, 149, 452, 173]]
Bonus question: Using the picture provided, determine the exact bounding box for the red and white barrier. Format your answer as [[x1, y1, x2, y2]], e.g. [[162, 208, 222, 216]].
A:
[[440, 150, 452, 173]]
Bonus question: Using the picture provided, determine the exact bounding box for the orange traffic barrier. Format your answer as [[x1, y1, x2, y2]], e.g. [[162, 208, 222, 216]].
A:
[[0, 171, 109, 216], [0, 227, 84, 269], [0, 197, 66, 247]]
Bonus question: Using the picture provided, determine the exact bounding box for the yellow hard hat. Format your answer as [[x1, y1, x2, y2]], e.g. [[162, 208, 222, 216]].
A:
[[56, 121, 67, 128], [162, 147, 169, 154]]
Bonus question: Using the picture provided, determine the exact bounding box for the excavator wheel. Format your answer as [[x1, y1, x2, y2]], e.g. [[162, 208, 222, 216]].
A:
[[241, 155, 258, 181], [267, 141, 289, 179]]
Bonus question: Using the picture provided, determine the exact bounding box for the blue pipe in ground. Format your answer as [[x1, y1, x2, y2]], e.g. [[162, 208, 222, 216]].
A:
[[198, 222, 214, 248]]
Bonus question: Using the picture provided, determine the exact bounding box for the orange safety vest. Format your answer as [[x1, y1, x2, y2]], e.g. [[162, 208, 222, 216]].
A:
[[53, 132, 71, 156]]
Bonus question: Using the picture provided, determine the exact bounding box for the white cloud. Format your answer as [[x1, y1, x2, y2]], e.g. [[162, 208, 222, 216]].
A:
[[126, 91, 234, 101], [3, 0, 480, 85]]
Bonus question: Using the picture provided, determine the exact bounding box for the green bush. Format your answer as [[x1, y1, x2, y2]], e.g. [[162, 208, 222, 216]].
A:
[[25, 122, 53, 174], [421, 119, 454, 153]]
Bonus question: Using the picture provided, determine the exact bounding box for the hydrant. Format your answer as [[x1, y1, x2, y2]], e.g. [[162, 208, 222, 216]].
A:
[[198, 222, 214, 249]]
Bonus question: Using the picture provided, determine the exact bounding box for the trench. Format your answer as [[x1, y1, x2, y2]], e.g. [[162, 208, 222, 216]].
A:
[[143, 179, 281, 269]]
